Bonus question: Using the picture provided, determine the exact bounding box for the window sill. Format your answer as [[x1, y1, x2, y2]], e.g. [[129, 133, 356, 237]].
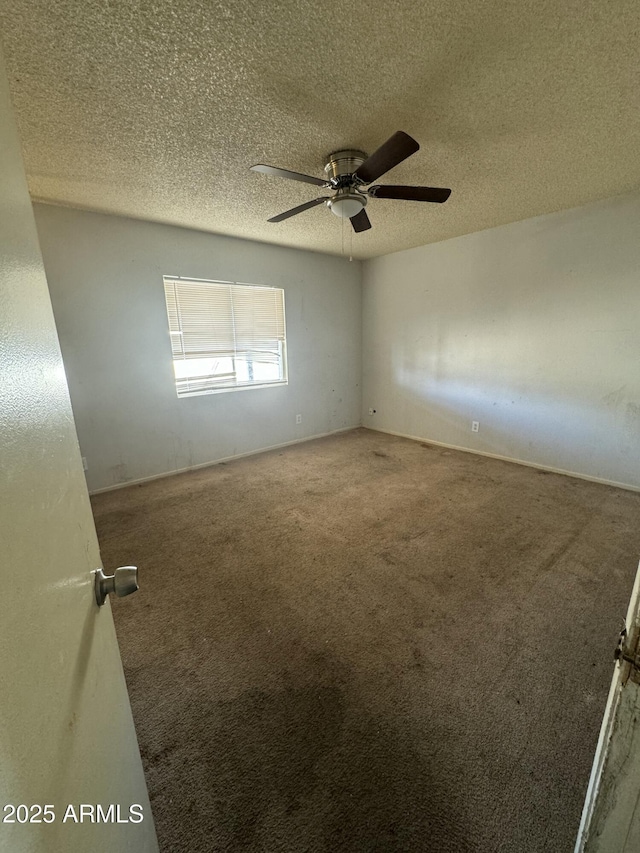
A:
[[176, 380, 288, 399]]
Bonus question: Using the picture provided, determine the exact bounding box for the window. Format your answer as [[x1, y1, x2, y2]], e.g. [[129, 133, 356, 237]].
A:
[[163, 276, 287, 397]]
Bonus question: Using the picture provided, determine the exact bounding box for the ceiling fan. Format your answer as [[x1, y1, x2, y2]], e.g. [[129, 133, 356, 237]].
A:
[[250, 131, 451, 233]]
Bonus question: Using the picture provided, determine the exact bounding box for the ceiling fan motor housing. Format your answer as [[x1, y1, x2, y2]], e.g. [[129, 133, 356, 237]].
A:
[[324, 149, 367, 184], [324, 150, 368, 218]]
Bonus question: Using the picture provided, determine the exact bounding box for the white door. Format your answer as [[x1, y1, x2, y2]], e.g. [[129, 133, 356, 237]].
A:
[[0, 50, 159, 853], [575, 561, 640, 852]]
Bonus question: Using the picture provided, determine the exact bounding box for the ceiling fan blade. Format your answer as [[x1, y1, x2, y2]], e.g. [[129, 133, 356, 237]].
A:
[[251, 164, 328, 187], [267, 197, 328, 223], [350, 208, 371, 233], [368, 185, 451, 203], [354, 131, 420, 184]]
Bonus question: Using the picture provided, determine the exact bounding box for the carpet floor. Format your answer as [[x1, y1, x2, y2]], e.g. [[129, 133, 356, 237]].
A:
[[92, 428, 640, 852]]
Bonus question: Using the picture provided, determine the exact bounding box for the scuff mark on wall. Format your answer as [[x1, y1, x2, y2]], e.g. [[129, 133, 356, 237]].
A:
[[111, 462, 128, 483], [602, 385, 627, 408]]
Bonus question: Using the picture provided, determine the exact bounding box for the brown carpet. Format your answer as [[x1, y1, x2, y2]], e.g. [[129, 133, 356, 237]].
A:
[[92, 428, 640, 853]]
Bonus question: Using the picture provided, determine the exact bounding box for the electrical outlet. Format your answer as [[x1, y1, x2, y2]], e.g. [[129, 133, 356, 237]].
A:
[[81, 456, 88, 471], [296, 414, 302, 424], [472, 421, 479, 433]]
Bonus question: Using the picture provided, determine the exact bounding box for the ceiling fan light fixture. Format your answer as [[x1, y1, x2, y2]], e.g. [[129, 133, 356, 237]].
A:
[[328, 193, 365, 219]]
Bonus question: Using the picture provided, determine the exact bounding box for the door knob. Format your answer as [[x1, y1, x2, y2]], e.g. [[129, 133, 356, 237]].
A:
[[94, 566, 139, 606]]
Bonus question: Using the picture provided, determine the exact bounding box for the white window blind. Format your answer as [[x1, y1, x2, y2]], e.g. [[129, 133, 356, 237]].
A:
[[163, 277, 287, 396]]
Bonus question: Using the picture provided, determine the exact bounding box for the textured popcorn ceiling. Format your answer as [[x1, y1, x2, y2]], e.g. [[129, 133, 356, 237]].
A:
[[0, 0, 639, 259]]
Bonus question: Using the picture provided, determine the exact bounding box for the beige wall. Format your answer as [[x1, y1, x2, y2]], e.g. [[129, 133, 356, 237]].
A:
[[35, 204, 362, 492], [362, 192, 640, 490]]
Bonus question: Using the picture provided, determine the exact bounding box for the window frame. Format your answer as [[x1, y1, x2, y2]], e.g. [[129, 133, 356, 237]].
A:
[[163, 275, 288, 398]]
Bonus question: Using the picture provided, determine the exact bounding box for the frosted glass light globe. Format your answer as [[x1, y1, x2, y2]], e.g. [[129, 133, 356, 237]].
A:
[[329, 195, 364, 219]]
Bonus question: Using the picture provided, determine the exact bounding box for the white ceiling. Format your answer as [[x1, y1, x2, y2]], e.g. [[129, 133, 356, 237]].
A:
[[1, 0, 639, 259]]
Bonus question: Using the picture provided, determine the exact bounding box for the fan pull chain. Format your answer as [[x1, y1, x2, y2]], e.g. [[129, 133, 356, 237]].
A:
[[349, 223, 353, 262]]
